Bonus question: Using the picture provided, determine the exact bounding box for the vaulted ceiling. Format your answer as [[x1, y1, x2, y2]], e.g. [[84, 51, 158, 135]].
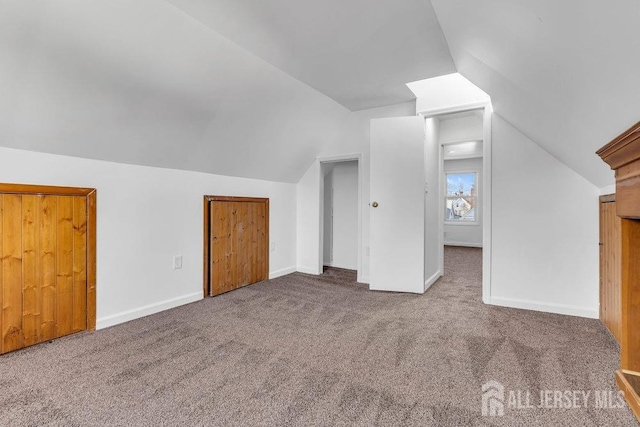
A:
[[431, 0, 639, 188], [1, 0, 635, 186]]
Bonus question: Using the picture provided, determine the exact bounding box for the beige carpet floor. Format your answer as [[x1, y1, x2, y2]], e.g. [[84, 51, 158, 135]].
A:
[[0, 247, 636, 426]]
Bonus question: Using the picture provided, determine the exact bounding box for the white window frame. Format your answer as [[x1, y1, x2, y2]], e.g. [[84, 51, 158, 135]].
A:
[[444, 169, 479, 226]]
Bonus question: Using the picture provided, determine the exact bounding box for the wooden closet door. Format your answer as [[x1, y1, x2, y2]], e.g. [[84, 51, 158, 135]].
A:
[[1, 192, 90, 354], [600, 197, 622, 342], [209, 197, 268, 297]]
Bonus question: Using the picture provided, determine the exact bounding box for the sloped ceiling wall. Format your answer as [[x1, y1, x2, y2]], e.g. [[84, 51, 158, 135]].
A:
[[2, 0, 634, 187], [164, 0, 456, 111], [431, 0, 640, 188], [0, 1, 349, 183]]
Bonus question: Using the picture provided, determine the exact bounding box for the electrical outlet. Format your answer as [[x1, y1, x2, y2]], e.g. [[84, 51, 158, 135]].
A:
[[173, 255, 183, 270], [270, 242, 276, 252]]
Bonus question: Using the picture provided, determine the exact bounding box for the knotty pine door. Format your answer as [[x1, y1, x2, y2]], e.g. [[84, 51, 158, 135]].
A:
[[206, 197, 269, 296], [599, 196, 622, 343], [0, 185, 96, 354]]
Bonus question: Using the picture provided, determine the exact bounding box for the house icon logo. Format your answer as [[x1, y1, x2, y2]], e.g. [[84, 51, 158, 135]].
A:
[[482, 380, 505, 416]]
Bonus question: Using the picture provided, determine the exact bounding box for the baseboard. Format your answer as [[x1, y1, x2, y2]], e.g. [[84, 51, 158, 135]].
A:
[[96, 292, 203, 330], [269, 266, 296, 279], [324, 262, 357, 270], [296, 266, 320, 275], [424, 270, 442, 292], [444, 242, 483, 248], [488, 296, 598, 319], [359, 275, 370, 284]]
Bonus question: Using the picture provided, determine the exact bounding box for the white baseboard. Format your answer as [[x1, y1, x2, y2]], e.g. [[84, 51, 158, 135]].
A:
[[324, 262, 357, 270], [488, 296, 598, 319], [96, 291, 203, 330], [358, 275, 370, 285], [269, 266, 296, 279], [444, 242, 483, 248], [424, 270, 442, 292], [296, 266, 320, 275]]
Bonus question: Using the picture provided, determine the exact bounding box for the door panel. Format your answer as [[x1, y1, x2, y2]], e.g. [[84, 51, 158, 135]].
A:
[[2, 194, 23, 353], [209, 198, 269, 296], [370, 117, 425, 293], [22, 195, 40, 347], [600, 199, 622, 342], [72, 197, 87, 333], [40, 195, 57, 342], [56, 196, 74, 337]]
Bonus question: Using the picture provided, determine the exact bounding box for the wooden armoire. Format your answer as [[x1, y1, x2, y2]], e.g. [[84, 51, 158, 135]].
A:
[[597, 121, 640, 421]]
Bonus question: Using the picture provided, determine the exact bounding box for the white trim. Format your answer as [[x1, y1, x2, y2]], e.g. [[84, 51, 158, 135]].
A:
[[441, 139, 483, 146], [482, 104, 493, 304], [444, 154, 483, 161], [424, 269, 442, 292], [96, 292, 202, 330], [444, 242, 483, 248], [417, 101, 489, 118], [269, 266, 296, 279], [489, 297, 598, 319], [317, 153, 363, 283], [323, 262, 357, 271], [359, 275, 370, 284], [296, 266, 319, 275]]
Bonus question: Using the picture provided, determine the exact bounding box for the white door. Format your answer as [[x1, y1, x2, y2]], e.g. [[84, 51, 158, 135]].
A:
[[370, 117, 425, 293]]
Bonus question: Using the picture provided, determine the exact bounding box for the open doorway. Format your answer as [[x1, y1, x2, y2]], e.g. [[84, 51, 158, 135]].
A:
[[323, 161, 358, 271], [318, 155, 362, 282], [422, 107, 489, 300], [440, 110, 484, 248]]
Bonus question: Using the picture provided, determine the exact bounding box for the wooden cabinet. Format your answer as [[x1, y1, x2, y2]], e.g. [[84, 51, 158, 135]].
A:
[[597, 121, 640, 421], [0, 184, 96, 354]]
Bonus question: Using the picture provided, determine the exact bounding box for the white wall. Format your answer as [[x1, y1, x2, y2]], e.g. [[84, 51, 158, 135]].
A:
[[325, 161, 358, 270], [444, 158, 483, 247], [490, 115, 599, 318], [440, 114, 483, 144], [296, 101, 416, 282], [0, 147, 297, 329]]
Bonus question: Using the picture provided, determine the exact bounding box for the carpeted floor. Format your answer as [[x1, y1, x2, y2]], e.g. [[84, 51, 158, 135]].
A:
[[0, 247, 636, 426]]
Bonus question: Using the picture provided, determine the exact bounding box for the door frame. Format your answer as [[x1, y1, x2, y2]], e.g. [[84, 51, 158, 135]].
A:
[[317, 153, 363, 282], [202, 195, 270, 297], [0, 182, 97, 331], [418, 102, 493, 303]]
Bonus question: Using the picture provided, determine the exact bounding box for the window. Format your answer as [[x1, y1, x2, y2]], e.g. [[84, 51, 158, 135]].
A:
[[445, 172, 477, 222]]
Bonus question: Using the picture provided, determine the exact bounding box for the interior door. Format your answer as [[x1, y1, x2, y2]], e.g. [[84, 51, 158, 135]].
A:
[[599, 196, 622, 342], [370, 116, 425, 293], [208, 197, 269, 296], [1, 187, 95, 355]]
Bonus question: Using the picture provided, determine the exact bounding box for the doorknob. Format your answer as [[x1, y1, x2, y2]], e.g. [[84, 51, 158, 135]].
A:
[[371, 201, 379, 208]]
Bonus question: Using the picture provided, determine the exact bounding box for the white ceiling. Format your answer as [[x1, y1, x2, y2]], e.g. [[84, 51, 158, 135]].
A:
[[431, 0, 640, 187], [165, 0, 456, 111], [1, 0, 635, 187]]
